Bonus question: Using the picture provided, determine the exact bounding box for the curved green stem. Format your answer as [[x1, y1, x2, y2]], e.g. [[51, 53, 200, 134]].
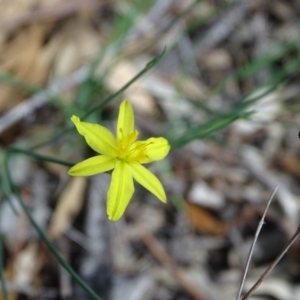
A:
[[3, 152, 101, 300], [32, 48, 166, 149], [9, 147, 74, 167], [84, 48, 166, 120]]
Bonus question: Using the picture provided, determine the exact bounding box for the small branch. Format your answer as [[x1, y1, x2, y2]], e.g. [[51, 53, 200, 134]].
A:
[[236, 187, 278, 300], [241, 226, 300, 300]]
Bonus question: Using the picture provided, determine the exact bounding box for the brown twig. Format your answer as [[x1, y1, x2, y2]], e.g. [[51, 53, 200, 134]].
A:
[[236, 187, 278, 300], [241, 226, 300, 300], [141, 230, 207, 300]]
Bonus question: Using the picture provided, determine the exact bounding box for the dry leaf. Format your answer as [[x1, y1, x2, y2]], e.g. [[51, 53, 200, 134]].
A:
[[186, 202, 228, 236], [0, 24, 51, 111], [53, 19, 102, 77], [48, 177, 87, 239], [279, 153, 300, 180], [13, 242, 39, 285], [0, 242, 39, 300]]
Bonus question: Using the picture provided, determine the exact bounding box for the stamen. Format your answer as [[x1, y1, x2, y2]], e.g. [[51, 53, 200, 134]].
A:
[[117, 131, 154, 162]]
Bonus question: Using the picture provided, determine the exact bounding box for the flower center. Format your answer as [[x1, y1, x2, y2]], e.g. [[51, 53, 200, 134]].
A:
[[117, 128, 150, 163]]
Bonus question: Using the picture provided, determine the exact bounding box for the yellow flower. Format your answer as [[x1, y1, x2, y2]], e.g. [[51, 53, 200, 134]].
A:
[[68, 100, 170, 221]]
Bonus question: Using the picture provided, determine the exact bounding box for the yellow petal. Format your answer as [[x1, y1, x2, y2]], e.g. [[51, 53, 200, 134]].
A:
[[117, 100, 134, 139], [130, 163, 166, 202], [71, 115, 118, 156], [136, 137, 170, 164], [68, 155, 117, 176], [107, 161, 134, 221]]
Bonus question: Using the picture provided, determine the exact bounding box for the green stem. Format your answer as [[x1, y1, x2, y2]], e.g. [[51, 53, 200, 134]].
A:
[[0, 71, 39, 94], [9, 147, 74, 167], [32, 48, 166, 149], [3, 153, 101, 300], [82, 47, 166, 120]]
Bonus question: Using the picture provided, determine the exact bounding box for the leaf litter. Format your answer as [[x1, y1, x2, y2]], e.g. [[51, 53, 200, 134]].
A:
[[1, 0, 300, 299]]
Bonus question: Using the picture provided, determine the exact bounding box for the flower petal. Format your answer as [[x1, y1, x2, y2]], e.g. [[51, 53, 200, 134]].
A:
[[107, 161, 134, 221], [130, 163, 166, 202], [71, 115, 118, 156], [136, 137, 170, 164], [117, 100, 134, 139], [68, 155, 117, 176]]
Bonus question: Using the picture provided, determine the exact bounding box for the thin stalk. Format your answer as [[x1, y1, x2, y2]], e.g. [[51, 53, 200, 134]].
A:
[[33, 47, 166, 149], [169, 73, 292, 149], [241, 226, 300, 300], [3, 153, 101, 300], [0, 71, 39, 93], [82, 47, 166, 120], [236, 187, 278, 300], [9, 147, 74, 167]]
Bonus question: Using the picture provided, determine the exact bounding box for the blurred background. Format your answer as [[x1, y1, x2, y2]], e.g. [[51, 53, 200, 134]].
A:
[[1, 0, 300, 299]]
